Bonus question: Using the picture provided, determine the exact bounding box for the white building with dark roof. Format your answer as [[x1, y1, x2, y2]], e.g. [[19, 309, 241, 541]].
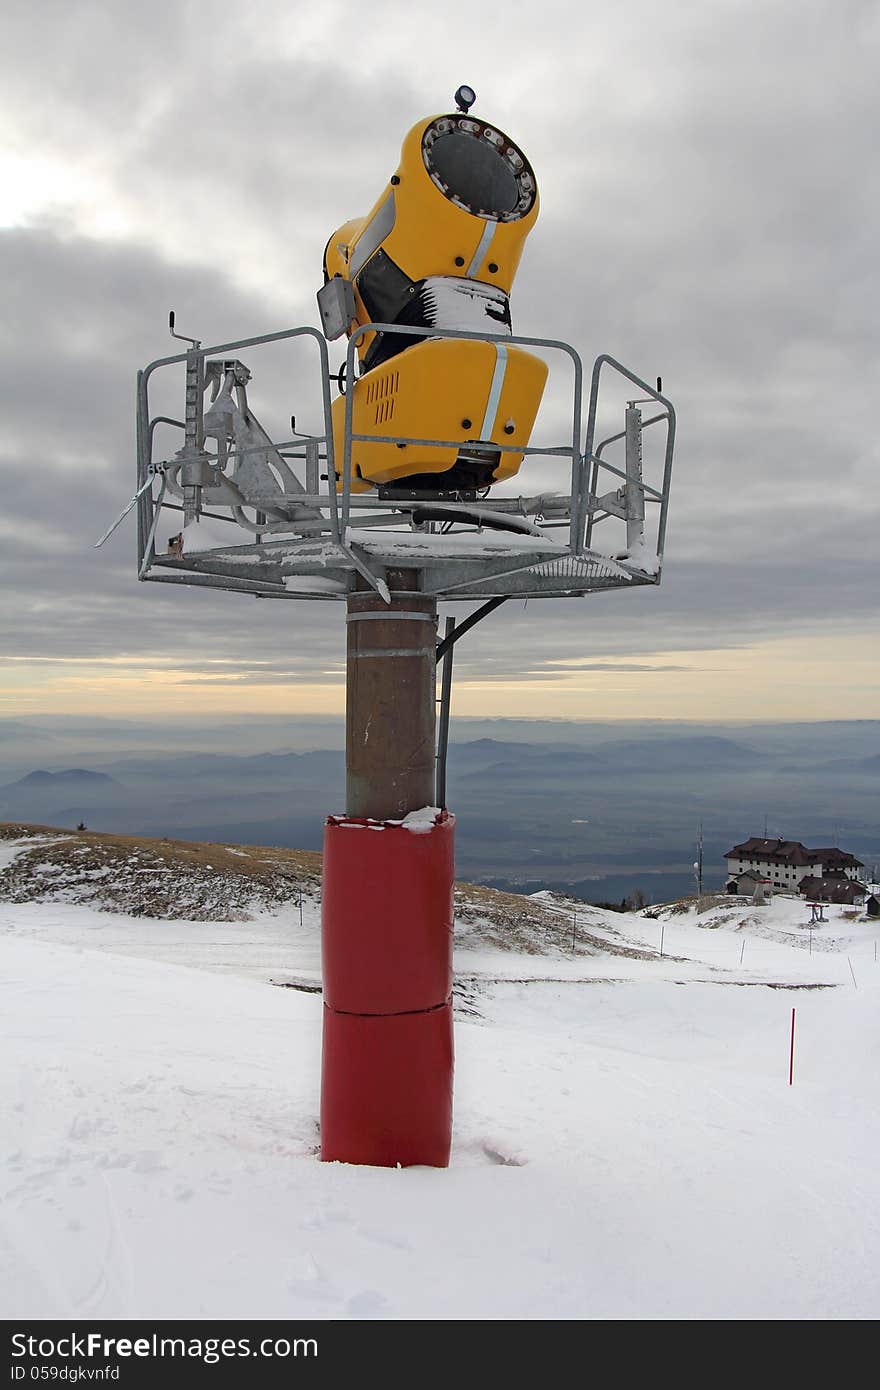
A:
[[724, 837, 864, 894]]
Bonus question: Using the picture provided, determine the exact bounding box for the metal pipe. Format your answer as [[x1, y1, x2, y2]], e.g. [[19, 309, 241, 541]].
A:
[[625, 404, 645, 550], [582, 455, 665, 499], [436, 617, 455, 808], [593, 411, 669, 458], [135, 371, 150, 569], [656, 403, 677, 561], [346, 569, 438, 818], [435, 596, 507, 662], [305, 439, 319, 495]]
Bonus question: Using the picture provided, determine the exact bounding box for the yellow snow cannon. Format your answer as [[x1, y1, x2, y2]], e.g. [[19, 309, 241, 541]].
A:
[[317, 86, 547, 497]]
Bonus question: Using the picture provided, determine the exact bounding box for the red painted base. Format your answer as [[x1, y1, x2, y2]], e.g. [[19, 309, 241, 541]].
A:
[[320, 1003, 453, 1167], [320, 812, 455, 1168]]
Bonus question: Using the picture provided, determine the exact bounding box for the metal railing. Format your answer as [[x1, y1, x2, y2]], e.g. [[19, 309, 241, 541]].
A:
[[131, 322, 673, 598], [582, 355, 675, 559]]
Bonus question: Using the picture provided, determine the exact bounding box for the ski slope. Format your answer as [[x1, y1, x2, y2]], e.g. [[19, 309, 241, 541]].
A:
[[2, 836, 879, 1321]]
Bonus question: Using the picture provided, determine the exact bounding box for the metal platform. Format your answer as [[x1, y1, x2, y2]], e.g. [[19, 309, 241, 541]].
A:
[[125, 322, 675, 604]]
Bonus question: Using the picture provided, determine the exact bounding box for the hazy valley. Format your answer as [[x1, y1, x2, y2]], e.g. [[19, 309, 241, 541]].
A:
[[1, 716, 877, 906]]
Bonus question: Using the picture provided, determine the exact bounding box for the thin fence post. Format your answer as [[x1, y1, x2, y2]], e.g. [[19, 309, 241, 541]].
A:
[[789, 1007, 796, 1086]]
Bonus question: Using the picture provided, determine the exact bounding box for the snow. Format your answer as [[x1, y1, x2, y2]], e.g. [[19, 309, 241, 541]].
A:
[[419, 276, 512, 335], [281, 575, 348, 595], [173, 527, 563, 578], [399, 806, 442, 834], [164, 518, 653, 594], [2, 852, 880, 1320], [350, 527, 561, 559], [0, 836, 62, 872], [179, 515, 243, 554], [328, 808, 443, 835], [616, 535, 660, 576]]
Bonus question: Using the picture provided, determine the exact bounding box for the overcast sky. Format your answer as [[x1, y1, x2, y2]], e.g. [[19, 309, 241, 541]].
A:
[[2, 0, 877, 725]]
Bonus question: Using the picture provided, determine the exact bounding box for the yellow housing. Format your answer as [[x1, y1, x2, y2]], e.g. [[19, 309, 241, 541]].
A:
[[322, 105, 544, 493], [325, 112, 539, 367], [331, 338, 548, 493]]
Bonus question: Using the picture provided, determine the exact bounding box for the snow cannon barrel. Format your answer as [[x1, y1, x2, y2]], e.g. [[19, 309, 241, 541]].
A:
[[317, 91, 547, 496], [320, 809, 455, 1168]]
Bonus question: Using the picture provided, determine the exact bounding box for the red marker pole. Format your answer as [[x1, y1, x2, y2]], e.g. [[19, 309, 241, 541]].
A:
[[789, 1007, 796, 1085]]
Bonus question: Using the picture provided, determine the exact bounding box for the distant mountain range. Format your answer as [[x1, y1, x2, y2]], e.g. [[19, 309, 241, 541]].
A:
[[4, 769, 120, 790], [1, 717, 877, 906]]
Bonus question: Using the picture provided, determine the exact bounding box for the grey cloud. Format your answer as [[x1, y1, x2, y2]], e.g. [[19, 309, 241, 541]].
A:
[[1, 1, 877, 701], [1, 219, 876, 687], [542, 664, 697, 673]]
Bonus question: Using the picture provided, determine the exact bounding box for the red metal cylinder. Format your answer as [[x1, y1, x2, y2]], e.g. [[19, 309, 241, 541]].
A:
[[321, 1005, 453, 1168], [320, 811, 455, 1167]]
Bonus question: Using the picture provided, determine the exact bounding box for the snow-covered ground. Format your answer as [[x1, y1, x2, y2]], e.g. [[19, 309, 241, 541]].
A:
[[2, 836, 879, 1321]]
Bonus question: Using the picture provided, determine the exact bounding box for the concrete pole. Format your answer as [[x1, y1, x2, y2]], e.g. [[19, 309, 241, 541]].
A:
[[346, 568, 438, 818]]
